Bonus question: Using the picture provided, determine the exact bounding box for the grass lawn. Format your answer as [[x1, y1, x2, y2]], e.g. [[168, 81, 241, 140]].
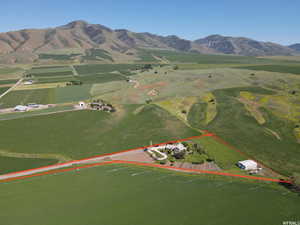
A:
[[194, 136, 247, 170], [195, 87, 300, 176], [0, 105, 199, 160], [0, 157, 57, 175], [0, 164, 299, 225], [0, 88, 55, 108]]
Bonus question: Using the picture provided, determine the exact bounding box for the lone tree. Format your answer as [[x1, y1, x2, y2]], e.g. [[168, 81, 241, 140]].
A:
[[146, 99, 152, 104], [173, 65, 179, 70]]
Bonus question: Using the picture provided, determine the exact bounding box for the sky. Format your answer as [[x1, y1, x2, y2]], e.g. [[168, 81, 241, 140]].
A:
[[0, 0, 299, 45]]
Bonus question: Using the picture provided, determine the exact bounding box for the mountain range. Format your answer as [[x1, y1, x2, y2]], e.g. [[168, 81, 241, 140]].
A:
[[0, 20, 299, 63]]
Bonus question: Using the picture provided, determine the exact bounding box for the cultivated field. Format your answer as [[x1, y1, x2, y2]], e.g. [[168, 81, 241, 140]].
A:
[[0, 164, 299, 225], [0, 104, 199, 173]]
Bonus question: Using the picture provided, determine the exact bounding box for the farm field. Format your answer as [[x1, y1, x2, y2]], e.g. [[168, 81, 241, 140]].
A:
[[29, 66, 73, 76], [0, 105, 74, 121], [237, 64, 300, 75], [0, 164, 299, 225], [74, 64, 141, 75], [0, 87, 9, 95], [55, 84, 92, 103], [0, 79, 18, 85], [0, 105, 199, 163], [0, 157, 57, 175], [0, 88, 56, 108], [0, 84, 93, 108], [139, 49, 295, 64]]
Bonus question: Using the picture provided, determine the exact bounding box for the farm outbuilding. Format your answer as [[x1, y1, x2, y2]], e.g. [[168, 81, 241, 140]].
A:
[[23, 80, 33, 85], [237, 160, 258, 171], [14, 105, 28, 112]]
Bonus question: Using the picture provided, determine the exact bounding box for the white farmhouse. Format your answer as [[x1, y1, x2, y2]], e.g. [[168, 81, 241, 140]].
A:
[[237, 160, 258, 171]]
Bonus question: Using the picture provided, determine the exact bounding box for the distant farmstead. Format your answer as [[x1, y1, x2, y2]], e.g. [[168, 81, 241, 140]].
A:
[[90, 100, 115, 112]]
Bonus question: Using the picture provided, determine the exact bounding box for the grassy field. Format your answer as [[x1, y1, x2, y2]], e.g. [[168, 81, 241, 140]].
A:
[[193, 87, 300, 176], [0, 67, 21, 75], [34, 76, 74, 84], [30, 66, 72, 73], [0, 105, 74, 121], [0, 157, 57, 175], [55, 84, 92, 103], [0, 164, 299, 225], [38, 53, 81, 60], [83, 49, 114, 61], [187, 102, 207, 128], [0, 79, 18, 85], [31, 71, 74, 77], [74, 64, 141, 75], [0, 88, 55, 108], [0, 105, 199, 161], [237, 64, 300, 75], [195, 136, 247, 170], [78, 73, 127, 84], [0, 87, 9, 95], [136, 49, 160, 62], [140, 49, 286, 64]]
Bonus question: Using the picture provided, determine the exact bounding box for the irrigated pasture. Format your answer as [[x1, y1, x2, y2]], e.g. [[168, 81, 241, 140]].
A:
[[0, 164, 299, 225], [0, 105, 199, 161]]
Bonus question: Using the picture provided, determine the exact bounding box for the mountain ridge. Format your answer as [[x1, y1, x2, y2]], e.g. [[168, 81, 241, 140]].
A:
[[0, 20, 297, 63]]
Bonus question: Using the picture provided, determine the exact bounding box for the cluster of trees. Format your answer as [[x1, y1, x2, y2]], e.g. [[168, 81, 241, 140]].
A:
[[66, 80, 83, 86]]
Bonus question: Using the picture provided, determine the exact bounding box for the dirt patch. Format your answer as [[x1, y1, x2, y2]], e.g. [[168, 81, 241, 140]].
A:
[[168, 161, 220, 171], [194, 79, 205, 88], [111, 151, 154, 163], [139, 81, 168, 90]]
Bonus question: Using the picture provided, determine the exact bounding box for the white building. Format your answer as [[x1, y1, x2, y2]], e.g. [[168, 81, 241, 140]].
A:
[[24, 80, 33, 85], [237, 160, 258, 171], [78, 101, 87, 109], [14, 105, 28, 112]]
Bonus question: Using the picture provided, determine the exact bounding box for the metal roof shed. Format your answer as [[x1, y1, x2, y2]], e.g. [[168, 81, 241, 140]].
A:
[[237, 160, 258, 171]]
